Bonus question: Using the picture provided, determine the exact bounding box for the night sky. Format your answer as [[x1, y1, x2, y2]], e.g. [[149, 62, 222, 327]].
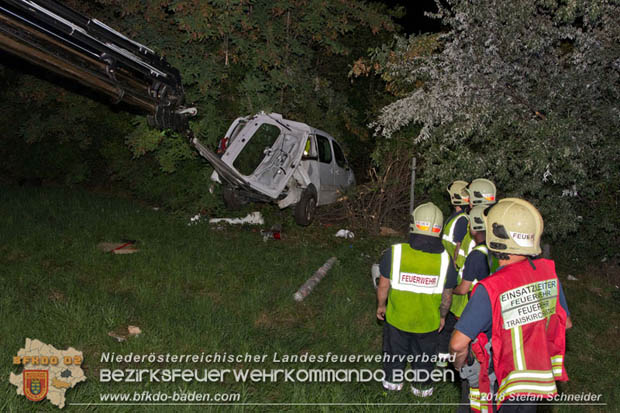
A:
[[379, 0, 441, 34]]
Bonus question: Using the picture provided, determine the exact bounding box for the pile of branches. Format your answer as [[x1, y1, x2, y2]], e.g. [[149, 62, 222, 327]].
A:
[[317, 151, 413, 234]]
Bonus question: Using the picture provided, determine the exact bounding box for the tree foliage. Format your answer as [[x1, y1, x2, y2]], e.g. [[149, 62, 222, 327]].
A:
[[69, 0, 397, 151], [0, 0, 397, 209], [369, 0, 620, 254]]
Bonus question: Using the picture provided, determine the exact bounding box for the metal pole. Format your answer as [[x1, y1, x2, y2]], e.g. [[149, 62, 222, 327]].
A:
[[409, 157, 417, 215]]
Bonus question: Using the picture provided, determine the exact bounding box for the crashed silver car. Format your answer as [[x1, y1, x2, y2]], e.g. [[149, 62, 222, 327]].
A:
[[192, 112, 355, 225]]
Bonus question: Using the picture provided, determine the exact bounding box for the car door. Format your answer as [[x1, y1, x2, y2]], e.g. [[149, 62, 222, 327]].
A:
[[331, 139, 354, 193], [315, 134, 337, 205], [197, 114, 306, 200]]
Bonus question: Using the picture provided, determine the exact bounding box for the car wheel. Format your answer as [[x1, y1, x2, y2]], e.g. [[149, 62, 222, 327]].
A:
[[294, 186, 317, 226], [222, 186, 243, 210]]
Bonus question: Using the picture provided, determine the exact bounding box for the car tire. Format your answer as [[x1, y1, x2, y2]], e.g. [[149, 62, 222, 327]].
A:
[[222, 186, 243, 210], [294, 186, 317, 226]]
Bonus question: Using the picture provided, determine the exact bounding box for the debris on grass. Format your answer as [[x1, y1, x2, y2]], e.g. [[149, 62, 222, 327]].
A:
[[261, 230, 281, 241], [261, 224, 283, 241], [371, 263, 381, 289], [97, 242, 138, 254], [108, 325, 142, 342], [379, 226, 402, 237], [567, 275, 579, 281], [209, 212, 264, 225], [107, 331, 125, 342], [335, 229, 354, 239], [188, 214, 203, 225], [294, 257, 338, 302]]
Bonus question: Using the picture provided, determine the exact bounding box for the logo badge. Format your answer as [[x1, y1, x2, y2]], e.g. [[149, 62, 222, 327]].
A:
[[415, 220, 430, 231], [24, 370, 48, 402]]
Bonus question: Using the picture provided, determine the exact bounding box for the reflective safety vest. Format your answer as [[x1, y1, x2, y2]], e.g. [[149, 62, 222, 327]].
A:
[[451, 243, 498, 317], [442, 212, 470, 269], [470, 259, 568, 412], [387, 243, 451, 333]]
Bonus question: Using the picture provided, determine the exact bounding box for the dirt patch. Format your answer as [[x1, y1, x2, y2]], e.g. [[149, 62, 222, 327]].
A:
[[206, 292, 223, 304], [181, 281, 210, 298], [254, 306, 318, 329], [371, 333, 382, 349], [3, 248, 28, 263], [49, 289, 65, 302], [42, 258, 73, 272], [254, 311, 298, 329]]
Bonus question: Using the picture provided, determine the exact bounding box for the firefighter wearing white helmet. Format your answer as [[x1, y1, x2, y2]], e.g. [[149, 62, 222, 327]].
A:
[[467, 178, 497, 206], [376, 202, 458, 397], [443, 180, 472, 267], [451, 199, 572, 412], [439, 181, 473, 367], [451, 205, 499, 412], [455, 206, 500, 294], [447, 180, 470, 206]]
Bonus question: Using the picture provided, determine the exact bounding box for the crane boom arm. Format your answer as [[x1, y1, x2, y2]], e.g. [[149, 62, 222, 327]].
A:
[[0, 0, 195, 132]]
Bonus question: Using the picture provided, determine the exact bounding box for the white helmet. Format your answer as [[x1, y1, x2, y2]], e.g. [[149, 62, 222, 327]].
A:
[[468, 205, 490, 232], [467, 178, 497, 205], [486, 198, 543, 256], [410, 202, 443, 237], [447, 180, 470, 205]]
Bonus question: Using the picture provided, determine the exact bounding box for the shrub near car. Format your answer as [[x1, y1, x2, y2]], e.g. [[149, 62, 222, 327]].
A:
[[192, 112, 355, 225]]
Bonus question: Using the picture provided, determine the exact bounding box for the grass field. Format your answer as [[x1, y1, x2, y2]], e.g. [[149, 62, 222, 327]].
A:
[[0, 185, 617, 412]]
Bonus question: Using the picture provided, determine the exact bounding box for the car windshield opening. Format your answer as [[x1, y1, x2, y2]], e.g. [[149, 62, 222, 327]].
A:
[[233, 123, 281, 176]]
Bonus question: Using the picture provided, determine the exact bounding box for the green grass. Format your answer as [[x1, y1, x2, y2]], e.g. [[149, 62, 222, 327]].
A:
[[0, 185, 617, 412]]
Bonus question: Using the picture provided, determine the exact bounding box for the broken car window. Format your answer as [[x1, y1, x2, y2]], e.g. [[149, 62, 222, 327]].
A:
[[233, 123, 281, 176], [317, 135, 332, 164], [332, 140, 347, 168]]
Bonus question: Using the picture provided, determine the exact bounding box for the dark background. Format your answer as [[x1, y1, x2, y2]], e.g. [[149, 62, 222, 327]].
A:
[[379, 0, 441, 33]]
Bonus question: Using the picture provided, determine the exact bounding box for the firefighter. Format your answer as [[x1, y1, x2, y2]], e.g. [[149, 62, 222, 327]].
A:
[[376, 202, 458, 396], [453, 205, 499, 296], [452, 205, 499, 412], [450, 198, 572, 412], [438, 180, 475, 366], [443, 180, 471, 267], [441, 178, 499, 365]]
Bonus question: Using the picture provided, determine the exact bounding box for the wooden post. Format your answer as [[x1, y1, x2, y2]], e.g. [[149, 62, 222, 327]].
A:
[[293, 257, 338, 302]]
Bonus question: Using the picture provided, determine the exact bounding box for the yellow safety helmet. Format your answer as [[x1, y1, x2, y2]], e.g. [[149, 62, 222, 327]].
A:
[[410, 202, 443, 237], [485, 198, 543, 256], [447, 180, 470, 205], [468, 205, 489, 232], [467, 178, 497, 205]]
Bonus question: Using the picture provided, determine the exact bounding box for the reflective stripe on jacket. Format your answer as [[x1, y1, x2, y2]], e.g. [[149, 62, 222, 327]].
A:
[[441, 212, 469, 268]]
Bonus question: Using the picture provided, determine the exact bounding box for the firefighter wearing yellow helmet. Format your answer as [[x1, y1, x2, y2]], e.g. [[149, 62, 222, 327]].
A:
[[451, 199, 572, 412], [376, 202, 458, 397]]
